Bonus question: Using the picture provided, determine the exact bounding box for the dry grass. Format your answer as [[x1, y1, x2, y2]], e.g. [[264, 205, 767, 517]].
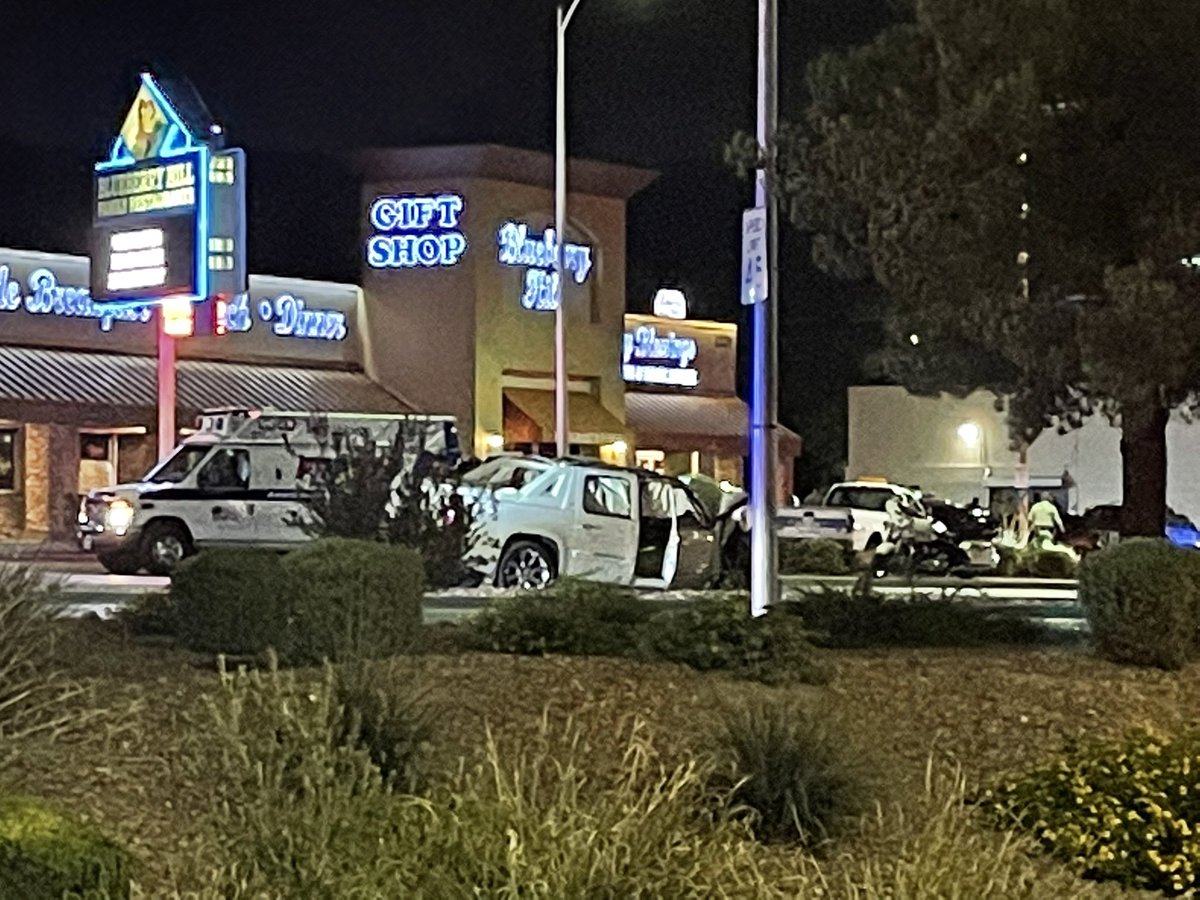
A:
[[3, 619, 1199, 894]]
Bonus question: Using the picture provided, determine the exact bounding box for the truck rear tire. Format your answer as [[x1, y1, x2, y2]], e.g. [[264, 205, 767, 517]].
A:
[[496, 540, 556, 590], [98, 550, 142, 576], [141, 522, 193, 576]]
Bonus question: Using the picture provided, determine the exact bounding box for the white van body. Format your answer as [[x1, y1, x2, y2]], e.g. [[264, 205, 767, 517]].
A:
[[78, 407, 457, 574]]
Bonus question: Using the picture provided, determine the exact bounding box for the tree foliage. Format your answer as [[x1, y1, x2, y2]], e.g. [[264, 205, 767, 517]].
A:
[[739, 0, 1200, 533]]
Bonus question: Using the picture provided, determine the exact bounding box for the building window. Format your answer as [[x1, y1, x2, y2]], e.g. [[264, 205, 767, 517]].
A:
[[0, 430, 14, 491]]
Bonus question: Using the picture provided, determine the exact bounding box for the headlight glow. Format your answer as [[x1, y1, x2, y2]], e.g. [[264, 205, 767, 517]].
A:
[[105, 499, 134, 535]]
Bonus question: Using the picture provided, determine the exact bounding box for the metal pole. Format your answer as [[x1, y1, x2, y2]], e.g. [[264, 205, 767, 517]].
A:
[[554, 4, 570, 458], [749, 0, 779, 617], [156, 311, 176, 461]]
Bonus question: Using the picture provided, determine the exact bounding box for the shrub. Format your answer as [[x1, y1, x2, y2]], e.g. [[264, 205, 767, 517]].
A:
[[111, 591, 176, 637], [0, 795, 131, 899], [0, 564, 88, 745], [705, 691, 870, 845], [283, 538, 425, 664], [788, 590, 1049, 648], [779, 539, 850, 575], [1013, 545, 1078, 579], [981, 727, 1200, 895], [469, 578, 655, 657], [333, 660, 437, 791], [171, 549, 288, 656], [643, 594, 827, 685], [1079, 538, 1199, 669]]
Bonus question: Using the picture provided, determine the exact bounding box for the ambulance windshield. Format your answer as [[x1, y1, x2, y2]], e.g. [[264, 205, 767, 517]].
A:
[[143, 444, 215, 484]]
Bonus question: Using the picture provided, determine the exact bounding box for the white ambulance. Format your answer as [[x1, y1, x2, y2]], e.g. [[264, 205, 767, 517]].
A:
[[77, 407, 458, 575]]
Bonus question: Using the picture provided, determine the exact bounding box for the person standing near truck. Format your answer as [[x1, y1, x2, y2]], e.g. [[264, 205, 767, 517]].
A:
[[1029, 493, 1064, 546]]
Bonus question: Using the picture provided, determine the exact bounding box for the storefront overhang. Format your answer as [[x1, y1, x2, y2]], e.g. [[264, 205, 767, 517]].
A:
[[0, 345, 411, 426], [625, 392, 801, 456], [502, 388, 626, 446]]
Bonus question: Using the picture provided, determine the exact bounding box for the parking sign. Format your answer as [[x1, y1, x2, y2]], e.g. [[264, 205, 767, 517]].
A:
[[741, 207, 767, 305]]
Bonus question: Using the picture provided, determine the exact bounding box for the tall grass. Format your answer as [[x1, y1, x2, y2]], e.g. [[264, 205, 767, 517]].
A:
[[0, 564, 94, 752], [706, 689, 870, 845]]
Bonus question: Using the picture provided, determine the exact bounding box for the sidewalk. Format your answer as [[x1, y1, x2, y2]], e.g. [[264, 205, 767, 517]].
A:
[[0, 534, 91, 563]]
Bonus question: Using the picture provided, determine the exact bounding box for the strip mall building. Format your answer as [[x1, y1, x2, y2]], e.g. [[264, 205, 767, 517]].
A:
[[0, 144, 798, 539]]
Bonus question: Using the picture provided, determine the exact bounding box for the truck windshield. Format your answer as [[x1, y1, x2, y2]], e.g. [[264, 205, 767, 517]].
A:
[[142, 445, 214, 484]]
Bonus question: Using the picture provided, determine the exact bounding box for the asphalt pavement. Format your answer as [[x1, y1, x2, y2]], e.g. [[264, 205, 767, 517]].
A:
[[23, 554, 1085, 631]]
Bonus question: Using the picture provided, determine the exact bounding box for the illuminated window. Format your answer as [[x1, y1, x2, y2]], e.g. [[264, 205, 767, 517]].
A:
[[0, 429, 14, 491]]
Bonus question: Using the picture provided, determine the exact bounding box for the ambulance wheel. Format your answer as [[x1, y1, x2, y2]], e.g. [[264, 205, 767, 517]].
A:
[[98, 550, 142, 576], [142, 522, 193, 576]]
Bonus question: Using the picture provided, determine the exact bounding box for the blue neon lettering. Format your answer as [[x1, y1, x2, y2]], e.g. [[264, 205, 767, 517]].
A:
[[622, 326, 698, 368], [498, 221, 594, 310], [366, 193, 466, 270], [0, 265, 152, 331]]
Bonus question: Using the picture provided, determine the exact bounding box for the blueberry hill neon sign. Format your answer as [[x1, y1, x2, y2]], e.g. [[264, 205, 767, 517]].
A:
[[366, 194, 467, 269], [496, 222, 593, 311], [622, 325, 699, 388]]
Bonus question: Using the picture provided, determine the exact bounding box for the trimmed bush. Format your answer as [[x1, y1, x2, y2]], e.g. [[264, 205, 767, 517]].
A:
[[779, 539, 850, 575], [982, 727, 1200, 895], [642, 594, 827, 685], [706, 691, 869, 845], [788, 591, 1049, 648], [283, 538, 425, 664], [1079, 538, 1199, 669], [470, 578, 656, 657], [0, 795, 131, 899], [171, 549, 288, 656], [111, 591, 176, 637]]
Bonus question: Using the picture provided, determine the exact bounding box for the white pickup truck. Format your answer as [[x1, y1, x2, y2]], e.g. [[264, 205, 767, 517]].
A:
[[821, 480, 929, 552]]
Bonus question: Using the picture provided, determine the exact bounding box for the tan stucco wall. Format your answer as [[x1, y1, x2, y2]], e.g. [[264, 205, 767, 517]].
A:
[[360, 174, 630, 458]]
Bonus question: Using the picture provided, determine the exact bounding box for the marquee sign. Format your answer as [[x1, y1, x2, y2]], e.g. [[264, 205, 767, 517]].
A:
[[497, 221, 593, 311], [90, 72, 246, 305], [622, 325, 699, 388]]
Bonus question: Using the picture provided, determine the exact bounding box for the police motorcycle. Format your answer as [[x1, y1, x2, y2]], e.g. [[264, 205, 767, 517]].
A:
[[870, 497, 972, 578]]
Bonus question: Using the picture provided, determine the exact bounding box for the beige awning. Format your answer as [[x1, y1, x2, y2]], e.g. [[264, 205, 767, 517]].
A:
[[503, 388, 626, 445], [625, 391, 801, 456]]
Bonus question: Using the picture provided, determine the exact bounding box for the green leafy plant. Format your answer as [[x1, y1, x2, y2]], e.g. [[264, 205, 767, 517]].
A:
[[110, 591, 176, 637], [642, 594, 827, 685], [1013, 545, 1079, 579], [982, 727, 1200, 895], [469, 578, 656, 657], [779, 539, 850, 575], [170, 549, 289, 657], [1078, 538, 1200, 669], [705, 690, 870, 845], [0, 794, 131, 899], [283, 538, 425, 664]]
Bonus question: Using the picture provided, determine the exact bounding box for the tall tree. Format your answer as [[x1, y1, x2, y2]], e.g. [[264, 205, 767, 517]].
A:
[[742, 0, 1200, 535]]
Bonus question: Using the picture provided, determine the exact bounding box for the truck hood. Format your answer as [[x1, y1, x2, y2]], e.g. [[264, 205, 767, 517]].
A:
[[86, 482, 177, 502]]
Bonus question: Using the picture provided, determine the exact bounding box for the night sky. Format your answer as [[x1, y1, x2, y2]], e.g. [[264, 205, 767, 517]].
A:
[[0, 0, 894, 487]]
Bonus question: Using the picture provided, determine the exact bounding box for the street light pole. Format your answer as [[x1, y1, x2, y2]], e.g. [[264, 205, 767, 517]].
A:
[[749, 0, 779, 617], [554, 0, 584, 458]]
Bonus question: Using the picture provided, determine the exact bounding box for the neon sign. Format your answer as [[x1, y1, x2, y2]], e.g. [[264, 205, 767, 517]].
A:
[[622, 325, 699, 388], [496, 222, 594, 311], [0, 265, 152, 331], [366, 193, 467, 269], [217, 293, 348, 341]]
